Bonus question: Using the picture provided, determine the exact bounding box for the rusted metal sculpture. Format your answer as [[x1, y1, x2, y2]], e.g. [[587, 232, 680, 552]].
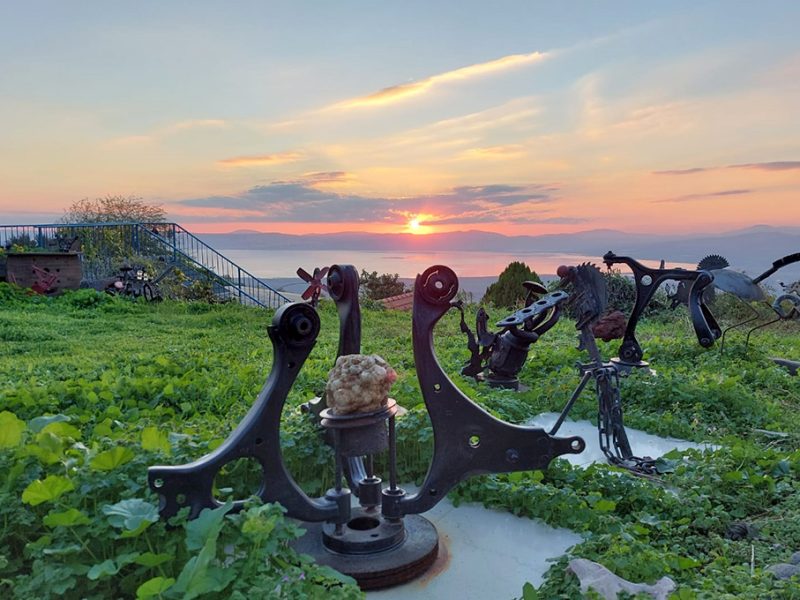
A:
[[547, 264, 656, 473], [668, 254, 729, 309], [602, 251, 720, 364], [459, 280, 563, 390], [297, 265, 329, 307], [149, 264, 585, 590]]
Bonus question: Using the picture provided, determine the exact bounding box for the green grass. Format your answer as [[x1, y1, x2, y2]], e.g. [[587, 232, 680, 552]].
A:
[[1, 284, 799, 598]]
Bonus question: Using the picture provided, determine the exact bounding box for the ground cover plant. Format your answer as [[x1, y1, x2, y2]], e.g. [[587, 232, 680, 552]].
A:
[[1, 283, 799, 598]]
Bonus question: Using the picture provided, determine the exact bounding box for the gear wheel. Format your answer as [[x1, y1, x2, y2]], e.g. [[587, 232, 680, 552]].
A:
[[697, 254, 729, 271]]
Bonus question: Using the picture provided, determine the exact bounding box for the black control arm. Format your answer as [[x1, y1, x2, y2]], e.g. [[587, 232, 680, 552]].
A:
[[382, 266, 585, 518], [148, 303, 339, 522], [603, 252, 719, 363]]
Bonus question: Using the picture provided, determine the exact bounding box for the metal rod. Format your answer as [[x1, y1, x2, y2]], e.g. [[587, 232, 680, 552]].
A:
[[549, 370, 593, 436], [367, 454, 374, 478], [388, 416, 397, 491], [333, 429, 343, 493]]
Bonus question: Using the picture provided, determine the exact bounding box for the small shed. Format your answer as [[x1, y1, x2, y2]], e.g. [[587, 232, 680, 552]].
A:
[[6, 252, 82, 294]]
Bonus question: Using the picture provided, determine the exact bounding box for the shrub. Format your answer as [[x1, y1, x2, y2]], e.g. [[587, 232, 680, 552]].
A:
[[358, 270, 407, 300], [482, 261, 543, 308]]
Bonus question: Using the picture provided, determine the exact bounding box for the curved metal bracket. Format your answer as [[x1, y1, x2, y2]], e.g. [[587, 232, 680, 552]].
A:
[[382, 266, 585, 518], [328, 264, 361, 357], [603, 252, 719, 363], [148, 302, 338, 522], [752, 252, 800, 285]]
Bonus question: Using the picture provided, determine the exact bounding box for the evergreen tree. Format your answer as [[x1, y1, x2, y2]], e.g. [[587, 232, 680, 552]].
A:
[[482, 261, 543, 308]]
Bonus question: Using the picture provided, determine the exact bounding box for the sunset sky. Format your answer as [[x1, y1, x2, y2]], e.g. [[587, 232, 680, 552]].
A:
[[1, 1, 799, 235]]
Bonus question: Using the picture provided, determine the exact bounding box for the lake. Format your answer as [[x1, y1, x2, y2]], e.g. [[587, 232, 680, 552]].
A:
[[217, 248, 689, 279]]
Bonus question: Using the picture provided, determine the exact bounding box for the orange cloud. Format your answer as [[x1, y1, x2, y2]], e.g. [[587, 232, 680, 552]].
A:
[[217, 151, 304, 167], [330, 51, 549, 110], [459, 145, 526, 160]]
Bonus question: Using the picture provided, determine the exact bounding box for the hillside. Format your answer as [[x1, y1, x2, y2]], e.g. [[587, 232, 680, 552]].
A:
[[1, 287, 799, 598]]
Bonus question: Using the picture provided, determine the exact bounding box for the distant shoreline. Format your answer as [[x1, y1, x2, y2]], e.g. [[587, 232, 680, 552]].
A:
[[261, 274, 558, 302]]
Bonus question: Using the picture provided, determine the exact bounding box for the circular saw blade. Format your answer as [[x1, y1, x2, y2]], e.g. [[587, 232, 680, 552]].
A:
[[698, 254, 729, 271]]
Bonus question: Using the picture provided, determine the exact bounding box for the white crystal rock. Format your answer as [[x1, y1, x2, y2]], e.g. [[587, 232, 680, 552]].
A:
[[325, 354, 397, 415]]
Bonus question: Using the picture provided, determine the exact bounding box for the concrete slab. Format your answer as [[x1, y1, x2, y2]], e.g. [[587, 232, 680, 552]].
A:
[[527, 412, 715, 468], [366, 416, 712, 598], [368, 495, 581, 600]]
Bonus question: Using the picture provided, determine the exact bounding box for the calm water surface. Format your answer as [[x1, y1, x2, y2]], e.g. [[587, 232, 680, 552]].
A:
[[218, 249, 690, 279]]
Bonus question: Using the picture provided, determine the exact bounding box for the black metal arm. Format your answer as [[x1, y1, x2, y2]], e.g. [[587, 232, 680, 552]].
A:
[[603, 252, 719, 363], [382, 266, 585, 518], [148, 302, 340, 522]]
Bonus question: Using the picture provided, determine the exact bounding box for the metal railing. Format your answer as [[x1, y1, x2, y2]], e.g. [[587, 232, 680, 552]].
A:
[[0, 222, 289, 309]]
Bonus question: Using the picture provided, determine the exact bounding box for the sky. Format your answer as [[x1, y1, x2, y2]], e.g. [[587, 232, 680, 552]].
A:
[[1, 1, 799, 236]]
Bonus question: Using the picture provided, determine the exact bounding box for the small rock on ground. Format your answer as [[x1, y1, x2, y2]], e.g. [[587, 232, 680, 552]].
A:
[[567, 558, 675, 600], [767, 563, 800, 580]]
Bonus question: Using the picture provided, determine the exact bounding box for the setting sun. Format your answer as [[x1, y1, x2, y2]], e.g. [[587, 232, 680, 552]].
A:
[[406, 216, 434, 234]]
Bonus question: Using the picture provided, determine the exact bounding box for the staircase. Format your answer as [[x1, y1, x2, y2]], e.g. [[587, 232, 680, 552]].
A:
[[0, 222, 289, 309]]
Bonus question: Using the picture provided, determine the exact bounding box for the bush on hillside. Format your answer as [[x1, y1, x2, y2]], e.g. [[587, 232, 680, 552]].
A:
[[359, 270, 408, 300], [482, 261, 543, 308]]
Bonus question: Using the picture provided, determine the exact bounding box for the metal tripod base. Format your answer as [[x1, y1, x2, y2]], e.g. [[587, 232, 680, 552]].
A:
[[291, 512, 439, 590], [477, 372, 530, 392]]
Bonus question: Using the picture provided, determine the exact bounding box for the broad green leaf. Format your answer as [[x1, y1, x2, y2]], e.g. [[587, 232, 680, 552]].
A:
[[28, 414, 70, 433], [677, 556, 702, 570], [0, 411, 25, 448], [594, 499, 617, 513], [185, 501, 233, 551], [25, 431, 64, 464], [654, 457, 678, 474], [87, 559, 119, 580], [22, 475, 75, 506], [120, 520, 153, 538], [90, 446, 136, 471], [41, 421, 82, 440], [722, 470, 744, 482], [117, 551, 142, 566], [136, 576, 175, 599], [135, 552, 173, 567], [43, 508, 90, 528], [102, 498, 159, 531], [522, 582, 539, 600], [142, 426, 171, 455], [93, 418, 114, 437], [171, 501, 235, 599]]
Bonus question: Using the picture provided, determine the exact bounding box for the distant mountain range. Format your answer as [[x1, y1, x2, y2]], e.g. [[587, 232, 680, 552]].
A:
[[200, 225, 800, 282]]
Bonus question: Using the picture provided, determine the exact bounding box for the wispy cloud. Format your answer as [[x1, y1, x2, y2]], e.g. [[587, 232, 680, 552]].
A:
[[299, 171, 352, 184], [216, 151, 304, 167], [652, 189, 752, 203], [730, 161, 800, 171], [459, 145, 527, 160], [652, 167, 710, 175], [178, 181, 559, 225], [329, 51, 548, 110], [653, 161, 800, 175]]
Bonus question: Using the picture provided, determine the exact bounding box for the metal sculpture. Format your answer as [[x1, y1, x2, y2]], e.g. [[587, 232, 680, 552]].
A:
[[459, 280, 561, 390], [546, 264, 656, 473], [668, 254, 729, 309], [103, 263, 163, 301], [602, 251, 720, 364], [149, 264, 585, 590], [297, 266, 329, 307], [692, 252, 800, 353]]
